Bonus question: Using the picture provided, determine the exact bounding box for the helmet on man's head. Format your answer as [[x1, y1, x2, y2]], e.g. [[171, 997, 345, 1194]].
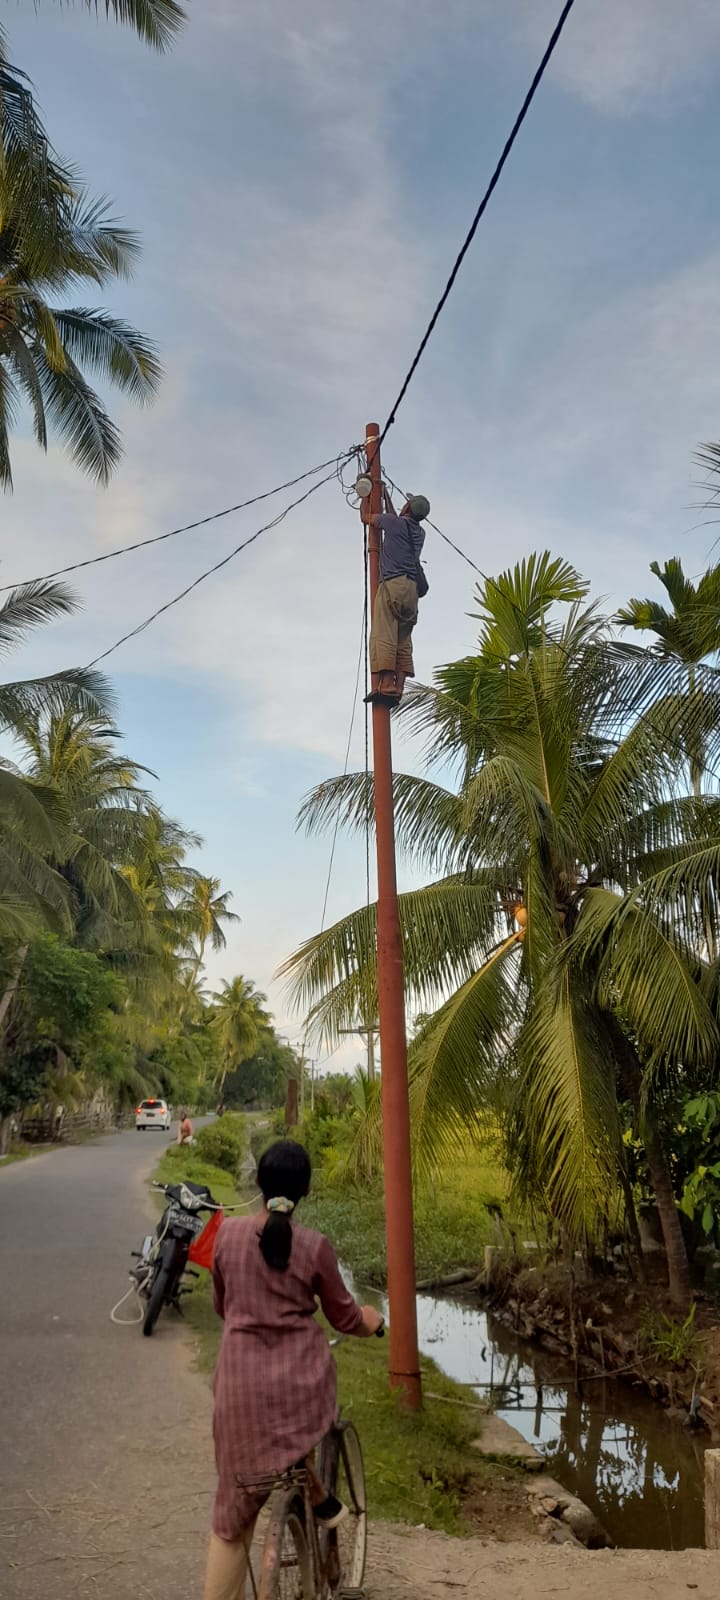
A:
[[407, 494, 430, 521]]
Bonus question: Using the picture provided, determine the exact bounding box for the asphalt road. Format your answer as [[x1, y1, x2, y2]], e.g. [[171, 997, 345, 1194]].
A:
[[0, 1128, 216, 1600]]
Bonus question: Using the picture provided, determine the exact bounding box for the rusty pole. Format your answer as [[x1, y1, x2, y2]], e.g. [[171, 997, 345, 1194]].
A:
[[364, 422, 421, 1409]]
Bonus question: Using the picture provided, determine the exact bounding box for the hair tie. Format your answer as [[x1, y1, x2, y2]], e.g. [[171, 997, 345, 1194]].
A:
[[266, 1196, 295, 1215]]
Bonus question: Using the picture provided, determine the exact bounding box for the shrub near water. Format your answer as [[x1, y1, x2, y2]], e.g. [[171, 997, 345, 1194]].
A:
[[195, 1113, 247, 1177]]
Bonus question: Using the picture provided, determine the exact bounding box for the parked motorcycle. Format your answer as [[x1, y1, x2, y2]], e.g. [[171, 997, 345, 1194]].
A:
[[132, 1179, 221, 1337]]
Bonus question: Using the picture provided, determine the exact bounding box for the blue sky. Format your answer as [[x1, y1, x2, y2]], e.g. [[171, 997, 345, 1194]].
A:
[[6, 0, 720, 1064]]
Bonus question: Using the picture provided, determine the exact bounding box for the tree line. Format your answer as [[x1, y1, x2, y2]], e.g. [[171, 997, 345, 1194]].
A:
[[0, 579, 298, 1151]]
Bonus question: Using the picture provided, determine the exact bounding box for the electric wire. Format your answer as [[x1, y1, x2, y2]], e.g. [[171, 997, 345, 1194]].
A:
[[363, 523, 371, 913], [1, 452, 358, 595], [85, 466, 341, 669], [297, 575, 369, 1079], [379, 0, 578, 444]]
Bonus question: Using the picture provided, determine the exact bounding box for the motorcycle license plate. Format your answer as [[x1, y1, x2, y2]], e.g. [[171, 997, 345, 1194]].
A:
[[169, 1206, 205, 1236]]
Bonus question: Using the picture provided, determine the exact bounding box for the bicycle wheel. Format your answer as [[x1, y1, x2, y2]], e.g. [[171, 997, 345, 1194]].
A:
[[327, 1424, 367, 1593], [259, 1492, 314, 1600]]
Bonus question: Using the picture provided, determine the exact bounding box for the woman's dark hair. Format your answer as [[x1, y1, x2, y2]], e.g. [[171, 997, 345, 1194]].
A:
[[257, 1140, 312, 1271]]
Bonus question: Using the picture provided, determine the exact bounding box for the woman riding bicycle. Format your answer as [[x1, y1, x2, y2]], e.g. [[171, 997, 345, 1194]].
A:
[[204, 1139, 382, 1600]]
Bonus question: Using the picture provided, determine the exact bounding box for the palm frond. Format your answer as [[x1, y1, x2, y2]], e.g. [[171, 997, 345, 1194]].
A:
[[0, 359, 19, 488], [53, 309, 162, 402], [280, 877, 500, 1047], [1, 324, 47, 446], [571, 887, 719, 1071], [298, 770, 470, 873], [35, 348, 121, 483], [71, 0, 186, 50], [511, 972, 621, 1239]]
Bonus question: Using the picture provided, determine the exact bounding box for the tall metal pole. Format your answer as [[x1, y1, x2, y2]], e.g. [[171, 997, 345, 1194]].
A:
[[364, 422, 421, 1409]]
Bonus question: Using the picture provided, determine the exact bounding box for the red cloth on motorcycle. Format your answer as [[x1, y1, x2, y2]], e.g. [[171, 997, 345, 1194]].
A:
[[189, 1208, 224, 1269]]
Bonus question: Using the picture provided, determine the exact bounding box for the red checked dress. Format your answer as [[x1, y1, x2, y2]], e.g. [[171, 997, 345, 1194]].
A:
[[210, 1215, 364, 1540]]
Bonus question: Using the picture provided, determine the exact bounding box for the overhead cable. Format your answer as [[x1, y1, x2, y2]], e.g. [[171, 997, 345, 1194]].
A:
[[1, 451, 357, 594], [86, 466, 341, 669], [379, 0, 578, 443]]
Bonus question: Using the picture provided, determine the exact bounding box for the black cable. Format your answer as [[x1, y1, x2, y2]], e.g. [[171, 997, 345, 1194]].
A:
[[298, 582, 369, 1072], [1, 452, 357, 595], [363, 523, 371, 912], [319, 587, 367, 933], [383, 469, 486, 582], [86, 467, 340, 669], [379, 0, 578, 444]]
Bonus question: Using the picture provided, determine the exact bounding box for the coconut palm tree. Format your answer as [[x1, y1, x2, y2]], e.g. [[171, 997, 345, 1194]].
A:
[[0, 147, 162, 489], [179, 874, 240, 976], [211, 976, 271, 1095], [0, 580, 111, 934], [19, 709, 157, 946], [282, 554, 720, 1307], [618, 557, 720, 798]]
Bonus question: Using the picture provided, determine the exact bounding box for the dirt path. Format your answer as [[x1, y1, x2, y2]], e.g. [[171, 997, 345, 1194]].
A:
[[367, 1525, 718, 1598], [1, 1135, 717, 1598]]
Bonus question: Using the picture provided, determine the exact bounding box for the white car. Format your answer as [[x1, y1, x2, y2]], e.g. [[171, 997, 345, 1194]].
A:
[[136, 1098, 172, 1132]]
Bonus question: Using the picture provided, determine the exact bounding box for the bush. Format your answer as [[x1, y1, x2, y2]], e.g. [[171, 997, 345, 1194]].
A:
[[194, 1113, 247, 1177]]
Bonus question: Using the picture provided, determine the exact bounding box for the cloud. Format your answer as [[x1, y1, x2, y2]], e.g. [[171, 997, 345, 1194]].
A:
[[517, 0, 720, 114]]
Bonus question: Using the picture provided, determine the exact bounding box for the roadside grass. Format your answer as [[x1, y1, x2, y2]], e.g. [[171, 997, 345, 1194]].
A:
[[301, 1145, 511, 1287], [0, 1124, 121, 1169], [152, 1137, 508, 1533], [0, 1140, 53, 1166]]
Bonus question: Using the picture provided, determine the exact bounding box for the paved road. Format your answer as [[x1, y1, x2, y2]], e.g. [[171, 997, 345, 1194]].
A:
[[0, 1130, 216, 1600], [2, 1135, 717, 1600]]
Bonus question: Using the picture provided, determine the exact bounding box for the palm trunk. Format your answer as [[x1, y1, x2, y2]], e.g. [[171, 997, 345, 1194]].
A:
[[0, 944, 27, 1034], [0, 946, 28, 1161], [644, 1119, 692, 1310], [623, 1048, 691, 1309]]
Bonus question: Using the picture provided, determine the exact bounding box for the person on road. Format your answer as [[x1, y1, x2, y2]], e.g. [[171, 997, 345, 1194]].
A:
[[362, 486, 430, 704], [177, 1109, 193, 1146], [203, 1139, 382, 1600]]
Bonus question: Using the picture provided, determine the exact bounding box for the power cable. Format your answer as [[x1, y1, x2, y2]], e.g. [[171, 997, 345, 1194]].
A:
[[298, 578, 369, 1079], [363, 524, 371, 912], [383, 469, 486, 581], [319, 581, 368, 932], [379, 0, 578, 444], [86, 466, 340, 669], [1, 451, 358, 595]]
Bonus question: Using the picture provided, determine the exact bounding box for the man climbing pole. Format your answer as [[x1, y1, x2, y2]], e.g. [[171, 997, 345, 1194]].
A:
[[361, 487, 430, 704]]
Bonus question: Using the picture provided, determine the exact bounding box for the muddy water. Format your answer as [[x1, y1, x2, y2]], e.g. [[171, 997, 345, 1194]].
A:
[[355, 1273, 707, 1549], [415, 1292, 707, 1549]]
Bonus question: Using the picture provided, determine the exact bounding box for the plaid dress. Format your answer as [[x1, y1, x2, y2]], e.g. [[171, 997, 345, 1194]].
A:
[[210, 1216, 364, 1539]]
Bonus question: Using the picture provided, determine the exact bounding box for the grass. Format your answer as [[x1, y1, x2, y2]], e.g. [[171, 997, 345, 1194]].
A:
[[0, 1140, 53, 1166], [302, 1146, 511, 1287], [153, 1135, 508, 1534]]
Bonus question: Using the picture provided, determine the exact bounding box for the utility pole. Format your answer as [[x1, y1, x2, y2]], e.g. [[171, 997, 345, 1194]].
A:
[[338, 1021, 378, 1081], [363, 422, 421, 1409]]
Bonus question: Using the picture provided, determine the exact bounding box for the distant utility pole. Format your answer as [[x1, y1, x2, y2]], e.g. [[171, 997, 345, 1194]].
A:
[[338, 1021, 378, 1081], [362, 422, 421, 1410]]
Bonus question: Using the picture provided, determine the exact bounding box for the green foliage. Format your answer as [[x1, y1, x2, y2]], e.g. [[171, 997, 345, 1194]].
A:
[[210, 977, 270, 1094], [639, 1303, 701, 1366], [154, 1145, 241, 1209], [223, 1034, 298, 1111], [678, 1092, 720, 1237], [284, 548, 720, 1301], [194, 1113, 248, 1178]]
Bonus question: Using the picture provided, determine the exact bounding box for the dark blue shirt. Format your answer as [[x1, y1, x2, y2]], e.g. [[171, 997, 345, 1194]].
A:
[[375, 513, 425, 582]]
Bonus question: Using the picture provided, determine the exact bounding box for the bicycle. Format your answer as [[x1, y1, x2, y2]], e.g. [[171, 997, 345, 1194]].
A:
[[245, 1331, 380, 1600]]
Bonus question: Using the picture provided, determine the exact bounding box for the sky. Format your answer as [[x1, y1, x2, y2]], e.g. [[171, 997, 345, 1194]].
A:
[[5, 0, 720, 1066]]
